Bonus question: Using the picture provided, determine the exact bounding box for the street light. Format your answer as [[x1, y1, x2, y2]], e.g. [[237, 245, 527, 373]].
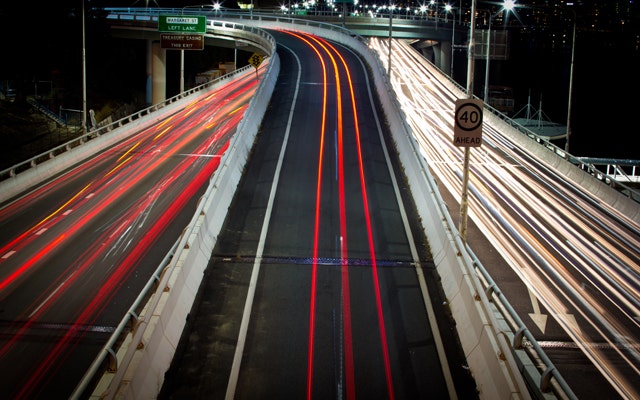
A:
[[444, 4, 455, 76], [482, 1, 516, 105], [388, 4, 395, 77], [564, 7, 576, 154]]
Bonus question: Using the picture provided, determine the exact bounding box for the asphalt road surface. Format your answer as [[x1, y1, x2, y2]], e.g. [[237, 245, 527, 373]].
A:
[[158, 30, 478, 400]]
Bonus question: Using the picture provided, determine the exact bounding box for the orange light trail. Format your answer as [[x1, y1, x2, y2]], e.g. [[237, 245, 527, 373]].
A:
[[323, 37, 395, 400], [285, 29, 394, 400]]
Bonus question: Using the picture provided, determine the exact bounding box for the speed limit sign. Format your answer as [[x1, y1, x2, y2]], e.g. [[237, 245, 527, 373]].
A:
[[453, 99, 483, 147]]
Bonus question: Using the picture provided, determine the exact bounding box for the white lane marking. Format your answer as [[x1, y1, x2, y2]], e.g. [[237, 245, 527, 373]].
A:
[[226, 48, 302, 400]]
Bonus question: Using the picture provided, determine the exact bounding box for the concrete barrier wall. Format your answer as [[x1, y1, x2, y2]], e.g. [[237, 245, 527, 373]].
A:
[[104, 52, 281, 400]]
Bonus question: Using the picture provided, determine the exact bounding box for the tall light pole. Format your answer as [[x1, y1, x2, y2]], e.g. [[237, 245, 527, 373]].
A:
[[388, 4, 394, 78], [482, 1, 516, 105], [564, 8, 576, 154], [445, 4, 455, 77], [482, 10, 493, 104], [82, 0, 87, 133]]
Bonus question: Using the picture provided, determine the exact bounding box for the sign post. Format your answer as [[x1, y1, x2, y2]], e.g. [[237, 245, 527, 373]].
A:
[[453, 99, 483, 147], [158, 15, 206, 93], [248, 53, 264, 79], [456, 0, 480, 244], [453, 98, 483, 242]]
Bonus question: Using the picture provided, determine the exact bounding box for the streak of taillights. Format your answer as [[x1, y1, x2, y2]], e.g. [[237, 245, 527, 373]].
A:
[[313, 36, 358, 400], [282, 31, 328, 400], [6, 110, 241, 399], [287, 30, 394, 400], [0, 70, 259, 398], [321, 37, 395, 400], [0, 80, 255, 292]]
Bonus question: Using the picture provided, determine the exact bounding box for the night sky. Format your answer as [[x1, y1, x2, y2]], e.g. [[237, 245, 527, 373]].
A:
[[1, 1, 639, 159]]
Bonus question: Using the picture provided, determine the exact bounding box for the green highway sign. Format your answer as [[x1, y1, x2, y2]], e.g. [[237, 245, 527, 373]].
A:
[[159, 15, 206, 34]]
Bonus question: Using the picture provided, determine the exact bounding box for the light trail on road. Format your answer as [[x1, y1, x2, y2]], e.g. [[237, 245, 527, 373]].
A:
[[368, 37, 640, 398], [0, 65, 265, 398], [277, 30, 395, 400]]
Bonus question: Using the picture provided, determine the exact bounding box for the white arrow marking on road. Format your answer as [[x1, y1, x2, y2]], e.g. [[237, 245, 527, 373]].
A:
[[528, 289, 548, 334]]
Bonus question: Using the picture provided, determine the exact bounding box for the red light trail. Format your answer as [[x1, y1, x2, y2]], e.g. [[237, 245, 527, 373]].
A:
[[284, 30, 394, 400], [0, 65, 263, 398]]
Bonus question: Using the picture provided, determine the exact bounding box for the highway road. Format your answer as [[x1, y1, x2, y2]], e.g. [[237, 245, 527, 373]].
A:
[[367, 37, 640, 399], [0, 68, 263, 398], [158, 30, 478, 400]]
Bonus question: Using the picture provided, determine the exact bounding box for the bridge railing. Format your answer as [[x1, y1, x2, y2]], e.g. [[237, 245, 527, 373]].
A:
[[0, 66, 253, 201], [496, 110, 640, 203], [425, 55, 640, 203]]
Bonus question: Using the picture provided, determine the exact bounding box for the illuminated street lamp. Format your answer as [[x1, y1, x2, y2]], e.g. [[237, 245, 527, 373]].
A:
[[82, 0, 87, 133], [444, 4, 455, 75], [483, 0, 516, 105], [564, 7, 576, 154]]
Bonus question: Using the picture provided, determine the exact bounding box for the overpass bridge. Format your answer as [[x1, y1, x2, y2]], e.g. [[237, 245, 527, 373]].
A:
[[1, 8, 639, 400]]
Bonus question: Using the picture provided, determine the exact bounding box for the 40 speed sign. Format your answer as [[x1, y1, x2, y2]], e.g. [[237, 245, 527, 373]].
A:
[[453, 98, 483, 147]]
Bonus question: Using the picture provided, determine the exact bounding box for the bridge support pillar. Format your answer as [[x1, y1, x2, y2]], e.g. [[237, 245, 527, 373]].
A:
[[150, 40, 167, 105], [435, 41, 452, 76], [146, 40, 152, 106]]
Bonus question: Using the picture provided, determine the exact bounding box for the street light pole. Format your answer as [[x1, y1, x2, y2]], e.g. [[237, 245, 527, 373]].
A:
[[451, 10, 455, 75], [388, 4, 393, 78], [483, 12, 493, 104], [445, 4, 455, 76], [82, 0, 87, 133], [565, 12, 576, 154]]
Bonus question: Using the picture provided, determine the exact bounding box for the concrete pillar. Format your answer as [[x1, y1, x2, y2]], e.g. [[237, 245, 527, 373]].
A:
[[441, 41, 452, 76], [419, 47, 435, 64], [146, 40, 153, 106], [151, 40, 166, 105], [434, 41, 452, 76]]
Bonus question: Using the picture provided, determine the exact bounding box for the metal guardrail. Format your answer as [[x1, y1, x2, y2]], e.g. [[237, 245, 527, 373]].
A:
[[575, 157, 640, 185], [505, 115, 640, 203], [431, 59, 640, 204], [69, 15, 277, 399], [0, 64, 254, 185], [9, 9, 579, 399]]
